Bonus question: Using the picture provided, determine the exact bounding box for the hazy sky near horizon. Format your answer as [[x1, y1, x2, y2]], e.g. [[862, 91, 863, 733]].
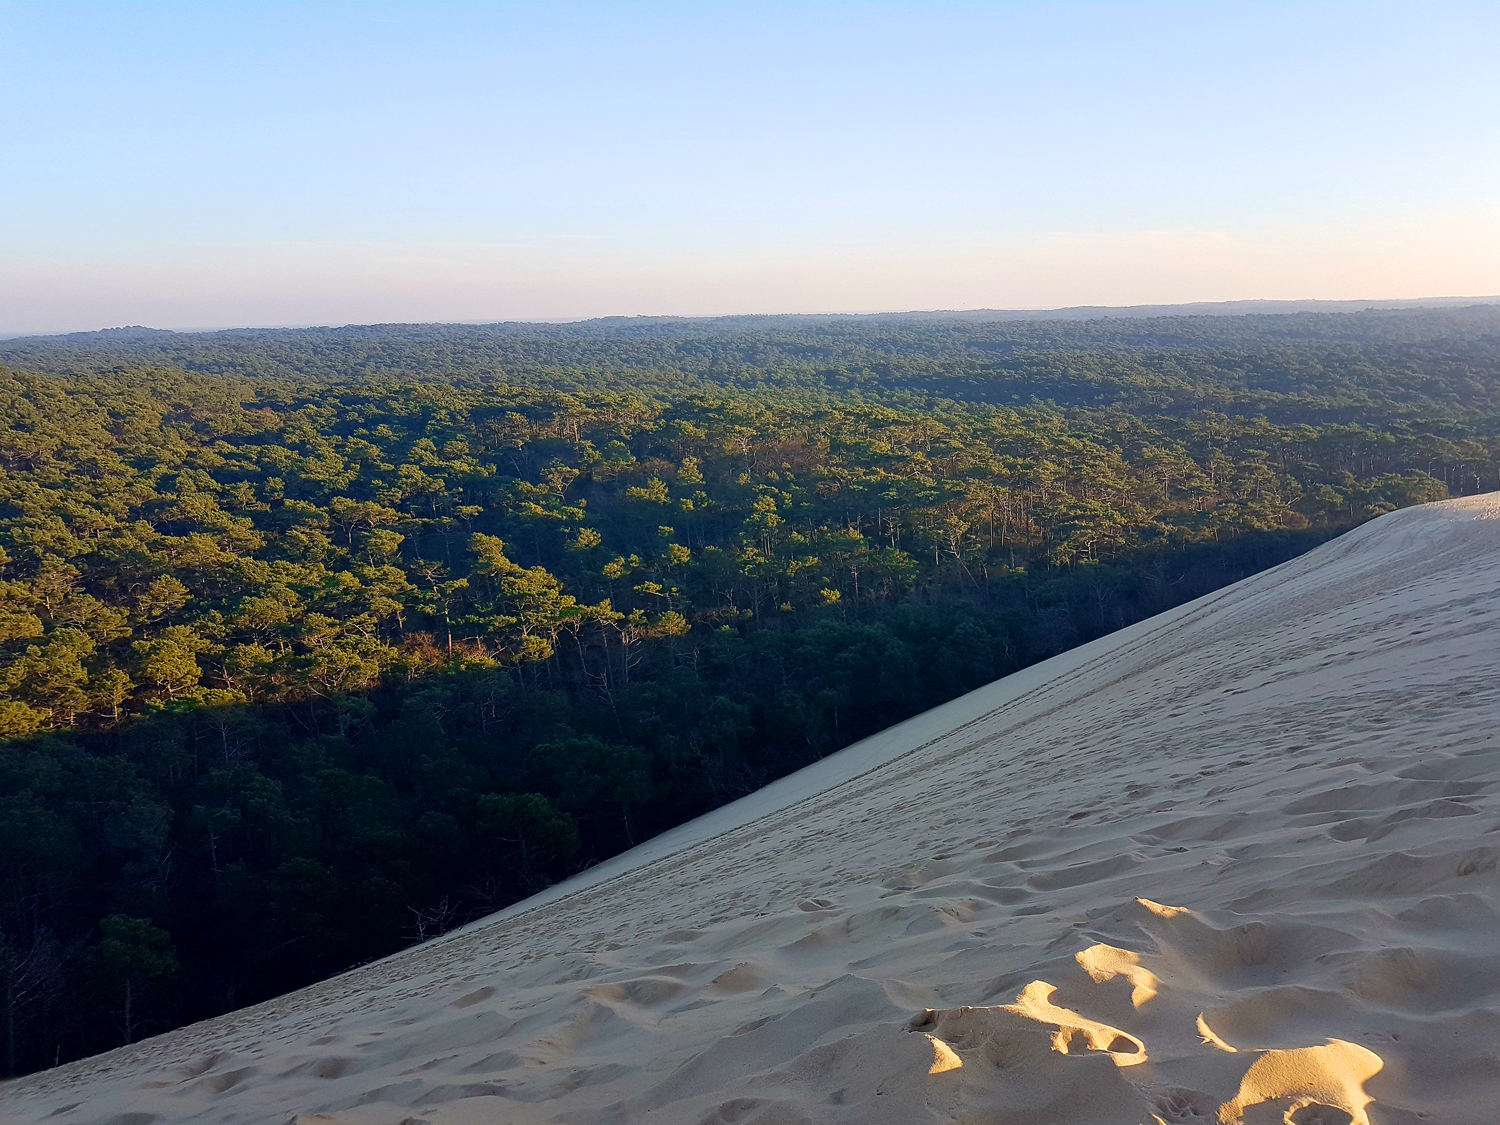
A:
[[3, 0, 1499, 334]]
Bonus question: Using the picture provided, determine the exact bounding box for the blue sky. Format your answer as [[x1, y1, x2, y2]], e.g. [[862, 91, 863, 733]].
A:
[[2, 1, 1498, 332]]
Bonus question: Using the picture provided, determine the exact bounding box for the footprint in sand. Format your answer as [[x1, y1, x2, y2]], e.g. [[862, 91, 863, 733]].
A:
[[1214, 1037, 1383, 1125], [1075, 943, 1161, 1007], [905, 985, 1149, 1123], [1133, 901, 1385, 1125], [910, 979, 1146, 1067]]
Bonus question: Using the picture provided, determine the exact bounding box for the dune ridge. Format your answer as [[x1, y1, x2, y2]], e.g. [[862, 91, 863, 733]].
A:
[[7, 493, 1500, 1123]]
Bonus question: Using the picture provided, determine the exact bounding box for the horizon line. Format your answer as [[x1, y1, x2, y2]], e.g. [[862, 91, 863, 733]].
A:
[[5, 293, 1500, 343]]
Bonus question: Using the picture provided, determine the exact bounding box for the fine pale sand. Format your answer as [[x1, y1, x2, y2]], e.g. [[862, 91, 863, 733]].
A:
[[7, 494, 1500, 1124]]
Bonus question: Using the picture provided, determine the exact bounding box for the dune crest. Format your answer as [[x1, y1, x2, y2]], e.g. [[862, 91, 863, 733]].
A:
[[1196, 1012, 1238, 1053], [1075, 943, 1161, 1007], [7, 494, 1500, 1122], [1217, 1039, 1383, 1125], [924, 1034, 964, 1075]]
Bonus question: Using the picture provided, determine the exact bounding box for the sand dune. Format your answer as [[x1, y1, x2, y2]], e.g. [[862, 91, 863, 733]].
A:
[[8, 493, 1500, 1123]]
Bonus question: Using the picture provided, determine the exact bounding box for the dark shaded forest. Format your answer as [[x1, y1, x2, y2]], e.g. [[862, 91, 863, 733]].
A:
[[2, 307, 1497, 1075]]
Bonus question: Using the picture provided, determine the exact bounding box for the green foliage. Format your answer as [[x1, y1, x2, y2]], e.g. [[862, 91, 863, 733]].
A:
[[476, 792, 581, 888], [1, 309, 1497, 1074], [89, 916, 178, 1045]]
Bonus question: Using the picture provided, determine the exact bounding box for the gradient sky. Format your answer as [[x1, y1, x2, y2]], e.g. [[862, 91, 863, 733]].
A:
[[2, 0, 1498, 333]]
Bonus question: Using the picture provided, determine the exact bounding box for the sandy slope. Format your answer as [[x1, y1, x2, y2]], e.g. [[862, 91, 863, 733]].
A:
[[8, 494, 1500, 1125]]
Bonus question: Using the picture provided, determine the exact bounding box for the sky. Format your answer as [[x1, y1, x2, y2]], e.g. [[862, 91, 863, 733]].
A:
[[2, 0, 1499, 334]]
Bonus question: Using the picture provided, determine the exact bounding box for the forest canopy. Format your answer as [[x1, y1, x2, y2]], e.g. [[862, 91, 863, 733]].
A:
[[1, 307, 1496, 1075]]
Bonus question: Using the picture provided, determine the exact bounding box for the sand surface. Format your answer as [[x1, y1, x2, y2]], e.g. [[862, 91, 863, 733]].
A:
[[7, 493, 1500, 1124]]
